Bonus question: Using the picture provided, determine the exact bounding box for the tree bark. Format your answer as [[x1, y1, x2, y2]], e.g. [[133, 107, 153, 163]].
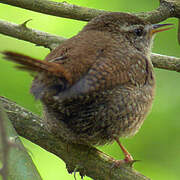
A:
[[0, 96, 150, 180]]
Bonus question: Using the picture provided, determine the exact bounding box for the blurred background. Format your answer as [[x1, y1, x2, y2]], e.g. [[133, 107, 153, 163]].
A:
[[0, 0, 179, 179]]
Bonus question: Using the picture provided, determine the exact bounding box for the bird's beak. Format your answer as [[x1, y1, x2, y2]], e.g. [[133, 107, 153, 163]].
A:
[[151, 23, 173, 35]]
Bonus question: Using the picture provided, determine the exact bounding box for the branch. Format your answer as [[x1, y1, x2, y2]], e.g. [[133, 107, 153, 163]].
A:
[[0, 19, 180, 73], [0, 96, 149, 180], [137, 0, 180, 23], [2, 0, 180, 44], [0, 0, 107, 22], [0, 19, 65, 50], [151, 53, 180, 72], [1, 0, 180, 22]]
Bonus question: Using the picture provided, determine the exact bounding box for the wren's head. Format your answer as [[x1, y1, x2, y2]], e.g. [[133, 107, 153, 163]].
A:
[[82, 12, 173, 56]]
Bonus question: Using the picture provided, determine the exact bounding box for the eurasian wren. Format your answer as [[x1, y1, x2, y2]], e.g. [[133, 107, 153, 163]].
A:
[[2, 12, 172, 162]]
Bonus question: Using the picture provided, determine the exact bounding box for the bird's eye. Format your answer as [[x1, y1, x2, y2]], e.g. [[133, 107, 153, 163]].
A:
[[134, 28, 143, 36]]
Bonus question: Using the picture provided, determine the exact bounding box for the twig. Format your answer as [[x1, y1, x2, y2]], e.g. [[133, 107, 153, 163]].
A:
[[0, 19, 65, 50], [151, 53, 180, 72], [0, 19, 179, 73], [2, 0, 180, 45], [0, 0, 106, 22], [0, 0, 180, 22]]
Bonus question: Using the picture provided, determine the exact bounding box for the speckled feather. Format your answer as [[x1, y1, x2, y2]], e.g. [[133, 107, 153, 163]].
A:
[[33, 13, 155, 145], [2, 12, 156, 146]]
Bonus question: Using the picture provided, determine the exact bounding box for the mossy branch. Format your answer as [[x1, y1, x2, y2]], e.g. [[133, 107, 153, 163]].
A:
[[0, 96, 150, 180]]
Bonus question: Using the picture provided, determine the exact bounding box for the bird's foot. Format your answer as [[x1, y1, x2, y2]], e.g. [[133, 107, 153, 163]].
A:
[[109, 158, 138, 178], [112, 158, 138, 168], [113, 137, 139, 167]]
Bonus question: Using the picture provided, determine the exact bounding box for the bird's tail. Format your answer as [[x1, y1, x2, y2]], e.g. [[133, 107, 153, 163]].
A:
[[2, 51, 72, 84]]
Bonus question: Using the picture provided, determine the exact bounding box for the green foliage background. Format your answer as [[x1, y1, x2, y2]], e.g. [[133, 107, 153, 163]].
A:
[[0, 0, 179, 179]]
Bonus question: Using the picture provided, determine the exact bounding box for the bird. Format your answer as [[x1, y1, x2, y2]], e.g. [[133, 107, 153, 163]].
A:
[[2, 12, 172, 164]]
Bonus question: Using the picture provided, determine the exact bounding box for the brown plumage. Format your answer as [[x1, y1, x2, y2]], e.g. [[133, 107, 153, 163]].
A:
[[2, 12, 172, 163], [3, 51, 73, 84]]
